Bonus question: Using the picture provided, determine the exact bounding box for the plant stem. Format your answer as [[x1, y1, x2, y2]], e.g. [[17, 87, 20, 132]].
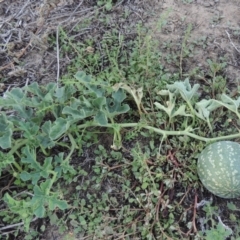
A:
[[64, 133, 77, 162], [76, 122, 240, 143], [9, 139, 29, 155], [135, 124, 240, 143], [8, 139, 29, 172], [46, 171, 58, 196]]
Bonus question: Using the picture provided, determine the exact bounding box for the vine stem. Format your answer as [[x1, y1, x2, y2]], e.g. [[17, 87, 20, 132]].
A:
[[77, 122, 240, 143], [65, 133, 77, 162], [7, 139, 30, 172], [142, 125, 240, 143]]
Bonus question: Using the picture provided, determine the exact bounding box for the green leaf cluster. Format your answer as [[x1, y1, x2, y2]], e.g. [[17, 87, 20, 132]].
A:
[[0, 71, 132, 232], [1, 68, 240, 237]]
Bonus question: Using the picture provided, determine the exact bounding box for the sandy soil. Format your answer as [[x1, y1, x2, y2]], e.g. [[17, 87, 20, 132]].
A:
[[148, 0, 240, 84]]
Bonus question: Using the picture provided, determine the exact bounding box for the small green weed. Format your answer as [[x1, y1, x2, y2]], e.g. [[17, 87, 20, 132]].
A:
[[97, 0, 113, 10], [198, 201, 234, 240]]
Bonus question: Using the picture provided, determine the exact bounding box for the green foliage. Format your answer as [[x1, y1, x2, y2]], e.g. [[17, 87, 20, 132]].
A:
[[0, 74, 130, 233], [2, 9, 240, 239], [198, 202, 233, 240], [57, 24, 168, 94], [0, 113, 13, 149], [155, 81, 194, 123], [97, 0, 113, 10], [2, 66, 240, 237]]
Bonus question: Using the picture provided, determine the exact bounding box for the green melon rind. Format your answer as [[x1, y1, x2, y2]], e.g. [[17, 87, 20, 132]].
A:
[[197, 141, 240, 199]]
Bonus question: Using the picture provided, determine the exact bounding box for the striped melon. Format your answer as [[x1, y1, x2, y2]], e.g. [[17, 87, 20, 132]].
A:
[[197, 141, 240, 198]]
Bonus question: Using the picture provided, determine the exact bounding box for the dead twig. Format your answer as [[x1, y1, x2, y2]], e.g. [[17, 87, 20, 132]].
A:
[[15, 0, 31, 18], [56, 25, 60, 88], [226, 30, 240, 53], [60, 0, 84, 25], [0, 217, 38, 232], [192, 192, 198, 233], [155, 182, 166, 222], [0, 177, 14, 198]]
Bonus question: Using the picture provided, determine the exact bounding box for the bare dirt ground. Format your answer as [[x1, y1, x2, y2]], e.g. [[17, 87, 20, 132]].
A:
[[1, 1, 239, 89], [1, 0, 240, 239], [149, 0, 240, 85]]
